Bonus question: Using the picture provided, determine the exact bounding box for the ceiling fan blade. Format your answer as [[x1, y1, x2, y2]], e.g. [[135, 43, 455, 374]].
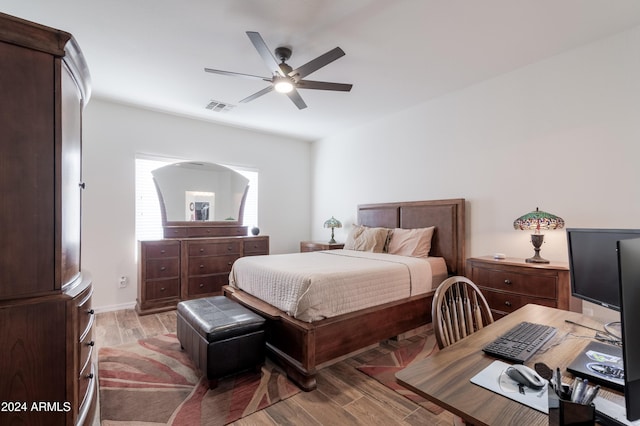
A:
[[239, 86, 274, 104], [286, 89, 307, 110], [204, 68, 269, 82], [296, 80, 352, 92], [290, 47, 345, 81], [246, 31, 284, 77]]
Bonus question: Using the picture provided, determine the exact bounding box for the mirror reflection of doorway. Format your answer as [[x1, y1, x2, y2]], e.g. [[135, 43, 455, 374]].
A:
[[185, 191, 215, 221]]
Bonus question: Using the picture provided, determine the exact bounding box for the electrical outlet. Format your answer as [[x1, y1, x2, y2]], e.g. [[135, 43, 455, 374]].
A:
[[118, 276, 128, 288]]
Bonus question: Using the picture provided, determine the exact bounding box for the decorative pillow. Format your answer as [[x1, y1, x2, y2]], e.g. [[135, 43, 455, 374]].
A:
[[387, 226, 435, 258], [343, 225, 389, 253]]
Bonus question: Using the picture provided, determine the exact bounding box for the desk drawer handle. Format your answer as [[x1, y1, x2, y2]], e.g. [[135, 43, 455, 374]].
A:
[[87, 309, 94, 315], [227, 261, 233, 266], [199, 283, 204, 288], [200, 264, 205, 268], [160, 287, 165, 292], [160, 249, 166, 254], [160, 266, 166, 271], [85, 373, 94, 380], [227, 246, 233, 251], [504, 279, 512, 285], [199, 248, 205, 253], [504, 301, 512, 307], [87, 341, 95, 347]]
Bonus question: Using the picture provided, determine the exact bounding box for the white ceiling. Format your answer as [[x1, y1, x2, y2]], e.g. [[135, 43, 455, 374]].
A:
[[3, 0, 640, 141]]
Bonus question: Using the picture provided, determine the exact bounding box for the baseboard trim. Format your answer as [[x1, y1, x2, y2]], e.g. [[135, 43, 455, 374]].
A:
[[93, 301, 137, 314]]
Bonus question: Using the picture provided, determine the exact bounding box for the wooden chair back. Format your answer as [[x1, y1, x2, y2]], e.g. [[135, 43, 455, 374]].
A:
[[432, 276, 494, 349]]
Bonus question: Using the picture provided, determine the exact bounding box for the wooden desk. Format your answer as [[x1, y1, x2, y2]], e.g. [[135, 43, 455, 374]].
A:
[[396, 304, 624, 426]]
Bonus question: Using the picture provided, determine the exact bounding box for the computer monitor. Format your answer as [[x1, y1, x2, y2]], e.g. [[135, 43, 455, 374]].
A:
[[566, 228, 640, 311], [616, 238, 640, 422]]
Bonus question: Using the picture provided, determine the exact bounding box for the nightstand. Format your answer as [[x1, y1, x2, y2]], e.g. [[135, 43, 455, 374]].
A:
[[466, 256, 582, 320], [300, 241, 345, 252]]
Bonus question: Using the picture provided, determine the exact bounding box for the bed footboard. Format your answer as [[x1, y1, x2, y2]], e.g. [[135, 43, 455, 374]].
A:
[[223, 285, 433, 391]]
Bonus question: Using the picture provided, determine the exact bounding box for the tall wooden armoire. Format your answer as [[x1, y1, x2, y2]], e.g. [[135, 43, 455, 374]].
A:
[[0, 12, 95, 425]]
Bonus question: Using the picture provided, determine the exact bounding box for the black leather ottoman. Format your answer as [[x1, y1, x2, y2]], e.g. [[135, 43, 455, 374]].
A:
[[176, 296, 266, 388]]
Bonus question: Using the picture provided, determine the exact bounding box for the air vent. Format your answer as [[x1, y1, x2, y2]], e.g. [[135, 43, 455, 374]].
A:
[[205, 100, 235, 113]]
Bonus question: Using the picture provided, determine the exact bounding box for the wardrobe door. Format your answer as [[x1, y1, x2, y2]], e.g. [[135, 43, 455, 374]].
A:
[[0, 40, 56, 298], [60, 60, 83, 287]]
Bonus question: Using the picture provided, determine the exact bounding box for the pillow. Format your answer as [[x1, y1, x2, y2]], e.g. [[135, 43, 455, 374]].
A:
[[343, 225, 389, 253], [387, 226, 435, 258]]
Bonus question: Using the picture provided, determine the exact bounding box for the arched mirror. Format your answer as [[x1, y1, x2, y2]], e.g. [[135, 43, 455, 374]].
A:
[[152, 162, 250, 238]]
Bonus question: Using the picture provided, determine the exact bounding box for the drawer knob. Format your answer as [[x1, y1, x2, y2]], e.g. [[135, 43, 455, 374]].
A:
[[160, 266, 166, 271], [504, 279, 512, 285], [160, 249, 166, 254], [200, 248, 205, 253], [227, 262, 233, 266], [200, 264, 205, 268], [86, 373, 94, 380], [505, 301, 512, 307], [87, 341, 95, 347], [160, 287, 165, 291], [227, 246, 233, 251], [78, 182, 86, 189], [199, 283, 204, 288], [87, 309, 94, 315]]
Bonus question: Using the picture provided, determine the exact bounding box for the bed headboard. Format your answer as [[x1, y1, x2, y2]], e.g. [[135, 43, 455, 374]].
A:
[[357, 199, 466, 276]]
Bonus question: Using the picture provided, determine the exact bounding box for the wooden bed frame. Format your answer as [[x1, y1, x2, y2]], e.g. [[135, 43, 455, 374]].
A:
[[223, 198, 465, 391]]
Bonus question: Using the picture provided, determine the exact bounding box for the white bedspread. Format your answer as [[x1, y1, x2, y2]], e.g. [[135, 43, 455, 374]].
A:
[[228, 249, 447, 322]]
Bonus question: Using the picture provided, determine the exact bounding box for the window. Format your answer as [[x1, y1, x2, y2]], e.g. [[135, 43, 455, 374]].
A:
[[135, 156, 258, 241]]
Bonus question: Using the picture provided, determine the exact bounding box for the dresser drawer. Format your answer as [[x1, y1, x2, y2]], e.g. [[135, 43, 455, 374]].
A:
[[144, 242, 180, 258], [185, 226, 247, 238], [244, 237, 269, 255], [188, 254, 240, 275], [187, 241, 242, 256], [78, 326, 95, 376], [145, 279, 180, 300], [78, 362, 95, 410], [471, 267, 557, 299], [76, 291, 94, 340], [483, 288, 557, 315], [187, 274, 229, 296], [145, 258, 180, 279]]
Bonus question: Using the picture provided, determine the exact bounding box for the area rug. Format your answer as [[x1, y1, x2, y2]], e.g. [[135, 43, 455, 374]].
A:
[[356, 332, 445, 415], [98, 334, 301, 425]]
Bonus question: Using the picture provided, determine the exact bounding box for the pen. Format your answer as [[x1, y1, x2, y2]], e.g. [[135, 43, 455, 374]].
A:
[[572, 378, 585, 403], [583, 385, 600, 405]]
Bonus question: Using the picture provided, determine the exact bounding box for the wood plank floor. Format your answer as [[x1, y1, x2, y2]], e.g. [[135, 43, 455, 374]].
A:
[[94, 309, 453, 425]]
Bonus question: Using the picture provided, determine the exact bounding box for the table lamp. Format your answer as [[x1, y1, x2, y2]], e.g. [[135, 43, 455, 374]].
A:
[[513, 207, 564, 264], [323, 216, 342, 244]]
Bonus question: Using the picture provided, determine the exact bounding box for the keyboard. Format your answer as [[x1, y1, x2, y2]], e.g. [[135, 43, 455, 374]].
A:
[[482, 321, 557, 363]]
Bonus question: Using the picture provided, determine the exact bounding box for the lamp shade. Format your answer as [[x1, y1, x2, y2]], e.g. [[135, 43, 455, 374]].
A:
[[513, 208, 564, 233], [323, 216, 342, 229], [323, 216, 342, 244]]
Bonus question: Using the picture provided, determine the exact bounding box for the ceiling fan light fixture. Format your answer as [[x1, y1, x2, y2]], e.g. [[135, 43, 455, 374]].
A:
[[273, 76, 294, 93]]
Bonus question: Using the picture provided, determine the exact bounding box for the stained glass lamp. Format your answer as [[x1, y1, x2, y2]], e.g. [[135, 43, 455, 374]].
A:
[[323, 216, 342, 244], [513, 207, 565, 264]]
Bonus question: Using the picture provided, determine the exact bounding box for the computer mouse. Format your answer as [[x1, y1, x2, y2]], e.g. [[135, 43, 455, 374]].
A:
[[506, 364, 546, 390]]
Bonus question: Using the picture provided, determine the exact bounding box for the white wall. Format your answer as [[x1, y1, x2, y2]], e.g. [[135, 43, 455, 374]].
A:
[[312, 26, 640, 322], [82, 100, 311, 311]]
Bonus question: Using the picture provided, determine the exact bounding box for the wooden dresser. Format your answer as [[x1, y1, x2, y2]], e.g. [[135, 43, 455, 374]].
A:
[[137, 236, 269, 314], [467, 256, 581, 320], [0, 12, 95, 425]]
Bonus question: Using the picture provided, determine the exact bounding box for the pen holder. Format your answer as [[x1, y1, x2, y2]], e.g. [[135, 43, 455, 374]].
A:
[[548, 389, 595, 426]]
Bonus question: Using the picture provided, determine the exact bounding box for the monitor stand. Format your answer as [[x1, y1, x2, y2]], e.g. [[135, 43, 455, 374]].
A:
[[594, 396, 640, 426]]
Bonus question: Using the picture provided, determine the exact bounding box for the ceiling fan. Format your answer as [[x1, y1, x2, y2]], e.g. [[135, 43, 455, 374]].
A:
[[205, 31, 352, 110]]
